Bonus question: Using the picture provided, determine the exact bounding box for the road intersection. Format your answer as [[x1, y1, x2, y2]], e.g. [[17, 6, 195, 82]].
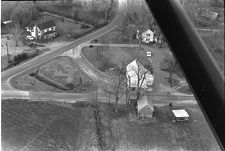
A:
[[1, 0, 197, 106]]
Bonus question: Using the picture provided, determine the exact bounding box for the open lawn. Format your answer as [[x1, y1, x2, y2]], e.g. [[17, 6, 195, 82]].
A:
[[1, 100, 99, 151], [93, 27, 138, 44], [2, 99, 221, 151], [82, 45, 189, 95], [82, 46, 151, 73], [94, 103, 221, 151], [38, 56, 82, 89], [36, 0, 108, 26], [10, 56, 98, 93]]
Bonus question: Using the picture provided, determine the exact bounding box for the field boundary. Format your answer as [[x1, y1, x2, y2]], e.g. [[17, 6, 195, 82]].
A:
[[41, 12, 94, 29]]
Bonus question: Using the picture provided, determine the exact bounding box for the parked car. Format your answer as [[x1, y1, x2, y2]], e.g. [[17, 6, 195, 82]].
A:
[[147, 51, 152, 57]]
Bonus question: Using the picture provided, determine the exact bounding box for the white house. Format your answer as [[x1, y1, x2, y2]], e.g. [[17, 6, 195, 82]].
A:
[[25, 20, 57, 40], [137, 29, 155, 43], [126, 59, 154, 91]]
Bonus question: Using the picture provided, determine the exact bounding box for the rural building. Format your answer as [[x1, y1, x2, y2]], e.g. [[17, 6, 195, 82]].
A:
[[197, 10, 219, 26], [137, 29, 155, 43], [172, 109, 189, 123], [137, 95, 154, 118], [25, 20, 57, 40], [126, 59, 154, 91]]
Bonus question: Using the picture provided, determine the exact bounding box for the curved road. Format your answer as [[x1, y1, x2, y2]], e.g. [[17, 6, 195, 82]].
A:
[[1, 0, 196, 106], [1, 0, 127, 96]]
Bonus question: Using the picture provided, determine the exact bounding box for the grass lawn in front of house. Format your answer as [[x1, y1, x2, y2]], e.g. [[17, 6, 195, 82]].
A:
[[82, 46, 151, 73], [82, 45, 190, 95], [24, 14, 93, 53], [30, 14, 92, 42]]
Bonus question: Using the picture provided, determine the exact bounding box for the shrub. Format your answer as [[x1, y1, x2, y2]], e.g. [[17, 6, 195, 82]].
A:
[[81, 24, 90, 29], [66, 83, 75, 90], [13, 53, 28, 65]]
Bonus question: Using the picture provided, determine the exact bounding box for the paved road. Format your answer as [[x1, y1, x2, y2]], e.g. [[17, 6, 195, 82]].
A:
[[2, 90, 196, 106], [1, 0, 196, 106], [1, 0, 126, 92]]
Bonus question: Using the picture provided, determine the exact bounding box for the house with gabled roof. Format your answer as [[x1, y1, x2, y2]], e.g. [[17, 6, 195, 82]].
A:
[[136, 29, 156, 43], [25, 20, 57, 40], [137, 95, 154, 118], [126, 59, 154, 91]]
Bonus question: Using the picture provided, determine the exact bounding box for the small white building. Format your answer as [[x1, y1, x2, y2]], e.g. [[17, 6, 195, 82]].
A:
[[137, 95, 154, 118], [172, 109, 190, 123], [137, 29, 155, 43], [126, 59, 154, 91]]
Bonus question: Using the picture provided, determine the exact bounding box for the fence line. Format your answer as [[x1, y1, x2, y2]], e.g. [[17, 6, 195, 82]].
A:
[[41, 11, 94, 29]]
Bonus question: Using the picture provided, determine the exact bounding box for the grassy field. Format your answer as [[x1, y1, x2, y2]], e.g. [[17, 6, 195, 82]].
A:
[[37, 15, 92, 37], [10, 56, 98, 93], [93, 27, 138, 44], [36, 1, 108, 26], [1, 100, 100, 151], [82, 46, 151, 73], [81, 45, 189, 94], [38, 56, 81, 89], [95, 103, 221, 151], [2, 99, 221, 151]]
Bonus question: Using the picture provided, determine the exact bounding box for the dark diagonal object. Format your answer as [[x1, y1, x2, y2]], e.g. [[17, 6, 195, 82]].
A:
[[145, 0, 224, 150]]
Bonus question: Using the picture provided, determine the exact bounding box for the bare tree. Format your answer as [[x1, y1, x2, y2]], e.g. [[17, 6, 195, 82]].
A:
[[120, 15, 129, 41], [10, 24, 23, 47], [210, 0, 224, 7], [106, 0, 114, 22], [127, 59, 153, 101], [105, 67, 126, 113], [210, 31, 221, 55], [10, 1, 40, 28], [162, 54, 180, 86], [78, 1, 91, 23]]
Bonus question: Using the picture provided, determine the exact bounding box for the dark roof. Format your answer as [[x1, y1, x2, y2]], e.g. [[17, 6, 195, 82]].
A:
[[42, 30, 57, 36], [37, 21, 55, 30]]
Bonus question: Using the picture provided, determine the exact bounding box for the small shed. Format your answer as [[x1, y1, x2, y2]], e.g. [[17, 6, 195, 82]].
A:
[[172, 109, 189, 123], [137, 95, 154, 118]]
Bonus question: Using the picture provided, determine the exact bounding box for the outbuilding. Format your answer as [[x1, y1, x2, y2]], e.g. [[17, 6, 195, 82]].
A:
[[172, 109, 189, 123], [137, 95, 154, 118]]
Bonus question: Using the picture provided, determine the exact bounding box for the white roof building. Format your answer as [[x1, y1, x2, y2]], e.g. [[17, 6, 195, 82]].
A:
[[172, 109, 189, 118], [126, 59, 154, 90]]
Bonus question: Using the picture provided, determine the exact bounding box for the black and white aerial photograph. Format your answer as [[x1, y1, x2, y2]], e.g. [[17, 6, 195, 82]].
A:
[[1, 0, 224, 150]]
